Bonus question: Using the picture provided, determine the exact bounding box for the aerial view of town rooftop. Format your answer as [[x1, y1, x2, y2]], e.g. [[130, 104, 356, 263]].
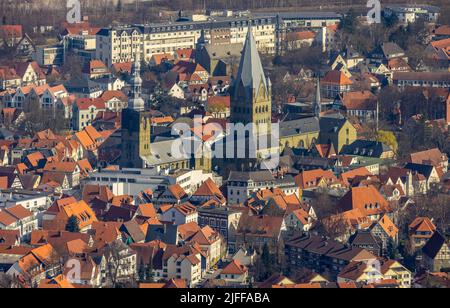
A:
[[0, 0, 449, 297]]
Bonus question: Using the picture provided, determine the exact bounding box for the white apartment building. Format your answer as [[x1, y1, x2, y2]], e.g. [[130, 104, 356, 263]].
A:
[[96, 16, 276, 66], [0, 190, 51, 213], [384, 5, 440, 25]]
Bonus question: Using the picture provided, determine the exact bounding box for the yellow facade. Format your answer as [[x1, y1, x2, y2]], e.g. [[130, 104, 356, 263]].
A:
[[337, 120, 357, 153], [280, 131, 320, 151]]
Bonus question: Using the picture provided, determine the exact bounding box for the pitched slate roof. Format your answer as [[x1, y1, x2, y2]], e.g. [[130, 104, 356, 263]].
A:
[[233, 27, 268, 102], [422, 232, 448, 259], [341, 140, 392, 158], [280, 117, 320, 137]]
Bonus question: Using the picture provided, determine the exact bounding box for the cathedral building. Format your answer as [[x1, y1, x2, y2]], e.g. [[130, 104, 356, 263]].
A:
[[214, 27, 278, 174]]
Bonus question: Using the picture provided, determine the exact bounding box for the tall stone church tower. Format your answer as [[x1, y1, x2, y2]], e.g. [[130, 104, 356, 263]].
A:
[[216, 26, 274, 174], [231, 26, 272, 135], [120, 55, 151, 168]]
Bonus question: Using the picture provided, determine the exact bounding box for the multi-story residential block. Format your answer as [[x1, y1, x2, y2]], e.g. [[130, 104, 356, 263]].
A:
[[384, 5, 440, 25], [285, 234, 378, 278], [198, 207, 242, 245], [33, 45, 64, 67], [393, 72, 450, 90], [96, 16, 276, 66], [0, 204, 38, 240], [0, 190, 51, 213]]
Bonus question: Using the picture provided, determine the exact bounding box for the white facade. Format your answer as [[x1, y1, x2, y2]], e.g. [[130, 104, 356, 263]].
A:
[[0, 191, 50, 213], [96, 17, 276, 67], [159, 207, 198, 226]]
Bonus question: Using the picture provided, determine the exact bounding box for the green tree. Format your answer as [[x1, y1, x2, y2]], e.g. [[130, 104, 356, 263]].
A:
[[376, 130, 398, 154], [65, 215, 80, 233]]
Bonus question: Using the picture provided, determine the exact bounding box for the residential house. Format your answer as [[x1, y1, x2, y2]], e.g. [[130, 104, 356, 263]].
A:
[[0, 205, 37, 240], [235, 214, 286, 260], [336, 91, 378, 120], [341, 140, 395, 159], [191, 178, 226, 206], [42, 198, 98, 232], [408, 217, 437, 250], [14, 61, 46, 87], [407, 148, 448, 173], [82, 60, 110, 79], [295, 169, 340, 191], [72, 98, 106, 131], [321, 71, 353, 99], [219, 260, 249, 286], [404, 163, 442, 190], [0, 67, 21, 91], [285, 234, 378, 278], [197, 207, 242, 252], [284, 208, 313, 232], [154, 184, 189, 206], [337, 185, 390, 221], [7, 244, 61, 287], [379, 259, 412, 288], [368, 214, 399, 256], [349, 230, 382, 257], [0, 25, 23, 47], [319, 115, 357, 153], [421, 232, 450, 272], [190, 225, 223, 267], [158, 203, 198, 226]]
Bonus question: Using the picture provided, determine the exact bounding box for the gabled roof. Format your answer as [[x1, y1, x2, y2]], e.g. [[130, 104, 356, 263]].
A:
[[407, 148, 447, 168], [0, 205, 33, 227], [322, 70, 353, 85], [422, 232, 448, 259], [0, 25, 23, 38], [409, 217, 437, 234], [376, 214, 398, 239], [221, 260, 248, 275], [295, 169, 338, 189], [339, 91, 377, 111], [193, 178, 226, 203], [167, 184, 188, 201], [338, 185, 389, 216]]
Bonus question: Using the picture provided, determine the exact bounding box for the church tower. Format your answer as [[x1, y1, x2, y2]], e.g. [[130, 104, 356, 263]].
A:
[[216, 25, 274, 174], [120, 55, 151, 168], [230, 26, 272, 135], [314, 77, 322, 118]]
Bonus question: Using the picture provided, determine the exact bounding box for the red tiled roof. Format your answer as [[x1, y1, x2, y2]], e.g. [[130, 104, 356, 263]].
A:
[[322, 70, 353, 85], [221, 260, 248, 275], [340, 91, 377, 111], [0, 25, 23, 38]]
